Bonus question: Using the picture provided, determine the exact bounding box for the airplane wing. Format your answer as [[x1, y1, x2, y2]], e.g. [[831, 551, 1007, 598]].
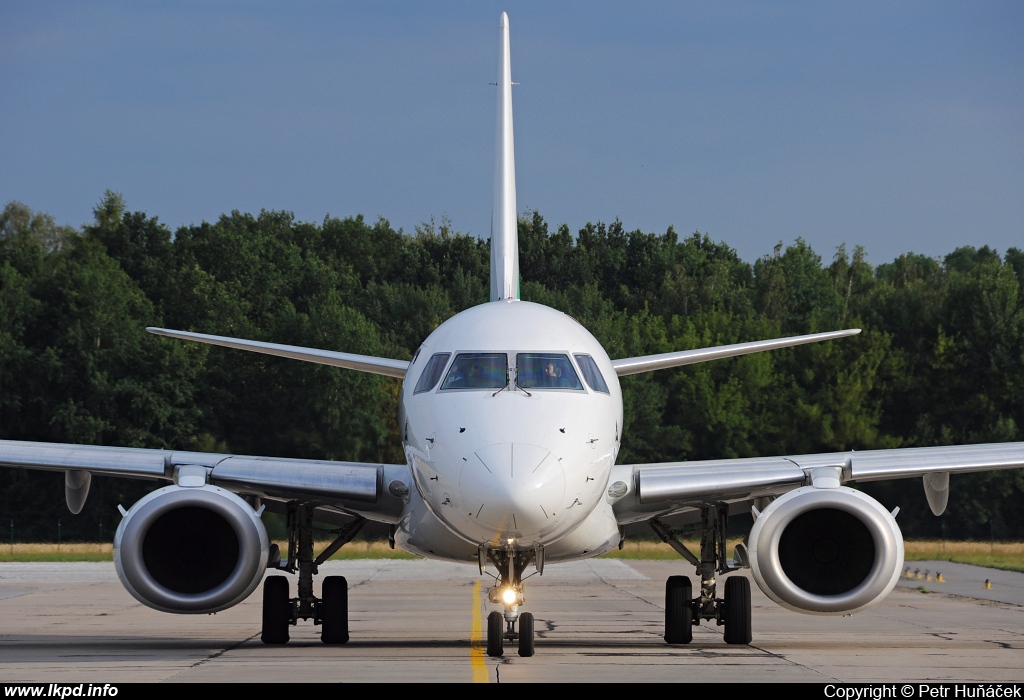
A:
[[611, 328, 861, 376], [610, 441, 1024, 524], [0, 439, 410, 519], [147, 327, 410, 378]]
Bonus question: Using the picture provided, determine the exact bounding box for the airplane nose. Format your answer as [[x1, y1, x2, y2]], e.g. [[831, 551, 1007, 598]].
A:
[[459, 443, 566, 536]]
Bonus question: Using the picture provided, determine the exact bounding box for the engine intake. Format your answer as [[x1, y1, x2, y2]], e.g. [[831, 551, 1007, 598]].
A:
[[114, 484, 269, 614], [747, 486, 903, 615]]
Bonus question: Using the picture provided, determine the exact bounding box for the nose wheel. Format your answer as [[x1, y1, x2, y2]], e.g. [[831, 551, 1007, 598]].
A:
[[485, 609, 535, 657], [486, 611, 504, 656], [517, 612, 535, 657]]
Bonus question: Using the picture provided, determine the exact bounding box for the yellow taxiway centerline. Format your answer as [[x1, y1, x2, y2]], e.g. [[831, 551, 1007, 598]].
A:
[[470, 580, 489, 682]]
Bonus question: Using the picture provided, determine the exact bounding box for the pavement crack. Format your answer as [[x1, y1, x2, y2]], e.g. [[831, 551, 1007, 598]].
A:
[[987, 640, 1020, 650], [746, 643, 839, 681], [163, 632, 261, 681], [536, 619, 557, 638]]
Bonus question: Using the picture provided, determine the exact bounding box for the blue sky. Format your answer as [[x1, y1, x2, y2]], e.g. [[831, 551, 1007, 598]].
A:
[[2, 1, 1021, 265]]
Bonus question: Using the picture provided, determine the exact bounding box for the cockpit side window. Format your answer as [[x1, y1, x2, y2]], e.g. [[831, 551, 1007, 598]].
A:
[[413, 353, 451, 394], [441, 353, 508, 390], [573, 354, 610, 394], [517, 353, 584, 390]]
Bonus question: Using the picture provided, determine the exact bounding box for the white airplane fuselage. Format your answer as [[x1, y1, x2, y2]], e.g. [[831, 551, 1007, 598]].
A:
[[395, 300, 624, 564]]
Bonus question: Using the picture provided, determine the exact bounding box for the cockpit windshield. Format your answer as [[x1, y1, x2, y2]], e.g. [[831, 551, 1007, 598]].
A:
[[440, 353, 508, 390], [414, 353, 451, 394], [516, 353, 584, 390], [573, 353, 610, 394]]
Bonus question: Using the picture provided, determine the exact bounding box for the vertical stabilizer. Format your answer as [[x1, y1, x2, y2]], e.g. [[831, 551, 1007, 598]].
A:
[[490, 12, 520, 301]]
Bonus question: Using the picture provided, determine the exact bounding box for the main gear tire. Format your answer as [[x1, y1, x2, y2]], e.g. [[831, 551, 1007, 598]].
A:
[[321, 575, 349, 645], [723, 576, 752, 645], [261, 576, 291, 645], [665, 575, 693, 644]]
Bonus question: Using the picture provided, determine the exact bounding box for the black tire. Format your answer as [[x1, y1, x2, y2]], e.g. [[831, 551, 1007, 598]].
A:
[[261, 575, 291, 645], [723, 576, 752, 645], [518, 612, 535, 657], [664, 575, 693, 644], [321, 575, 349, 645], [486, 610, 504, 657]]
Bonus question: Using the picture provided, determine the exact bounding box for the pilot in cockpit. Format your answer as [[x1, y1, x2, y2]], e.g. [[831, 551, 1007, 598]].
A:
[[542, 361, 561, 387]]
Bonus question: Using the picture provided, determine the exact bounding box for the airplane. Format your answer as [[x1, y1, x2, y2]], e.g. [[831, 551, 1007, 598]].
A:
[[2, 12, 1024, 659]]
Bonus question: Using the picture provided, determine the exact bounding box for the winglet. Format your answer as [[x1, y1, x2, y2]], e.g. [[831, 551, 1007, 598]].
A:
[[490, 11, 520, 301]]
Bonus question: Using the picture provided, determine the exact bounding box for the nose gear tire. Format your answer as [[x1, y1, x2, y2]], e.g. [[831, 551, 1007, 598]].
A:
[[486, 610, 504, 657], [518, 612, 535, 657]]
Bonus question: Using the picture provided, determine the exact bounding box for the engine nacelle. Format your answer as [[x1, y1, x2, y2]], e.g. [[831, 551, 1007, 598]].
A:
[[747, 485, 903, 615], [114, 484, 270, 614]]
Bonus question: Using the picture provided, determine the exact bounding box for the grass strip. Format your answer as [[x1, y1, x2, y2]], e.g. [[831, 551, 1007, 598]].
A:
[[0, 540, 1021, 572], [604, 539, 1024, 573]]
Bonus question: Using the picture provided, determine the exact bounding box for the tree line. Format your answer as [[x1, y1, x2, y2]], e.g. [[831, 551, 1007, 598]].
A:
[[1, 193, 1022, 541]]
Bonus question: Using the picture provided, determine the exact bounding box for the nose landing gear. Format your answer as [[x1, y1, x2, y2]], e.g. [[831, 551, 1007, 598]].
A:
[[481, 542, 538, 657]]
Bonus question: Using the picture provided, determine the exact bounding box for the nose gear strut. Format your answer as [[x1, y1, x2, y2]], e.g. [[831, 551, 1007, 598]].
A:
[[480, 541, 539, 657]]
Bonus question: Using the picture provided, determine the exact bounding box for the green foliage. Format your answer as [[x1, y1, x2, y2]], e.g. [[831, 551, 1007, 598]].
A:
[[1, 198, 1022, 540]]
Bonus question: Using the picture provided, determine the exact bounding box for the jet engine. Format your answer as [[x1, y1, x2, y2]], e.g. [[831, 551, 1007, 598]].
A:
[[114, 484, 270, 614], [746, 485, 903, 615]]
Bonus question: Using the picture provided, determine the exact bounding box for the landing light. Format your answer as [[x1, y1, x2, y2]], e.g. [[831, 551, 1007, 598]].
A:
[[502, 588, 518, 606]]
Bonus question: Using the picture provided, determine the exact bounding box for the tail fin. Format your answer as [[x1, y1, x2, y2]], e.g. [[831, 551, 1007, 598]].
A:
[[490, 11, 520, 301]]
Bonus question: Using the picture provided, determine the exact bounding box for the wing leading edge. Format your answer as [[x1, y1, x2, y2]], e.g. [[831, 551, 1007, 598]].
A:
[[612, 328, 861, 377], [611, 441, 1024, 524], [146, 327, 410, 378], [0, 439, 410, 519]]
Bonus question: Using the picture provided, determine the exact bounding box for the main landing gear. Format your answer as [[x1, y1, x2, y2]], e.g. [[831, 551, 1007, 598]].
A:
[[261, 502, 365, 645], [652, 505, 752, 646], [481, 541, 539, 657]]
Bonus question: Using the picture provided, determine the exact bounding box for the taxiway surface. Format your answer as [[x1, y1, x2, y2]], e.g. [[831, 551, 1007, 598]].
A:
[[0, 559, 1021, 683]]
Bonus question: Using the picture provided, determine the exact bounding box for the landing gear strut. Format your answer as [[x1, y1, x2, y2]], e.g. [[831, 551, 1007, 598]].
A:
[[260, 502, 365, 645], [652, 504, 752, 645], [481, 541, 539, 657]]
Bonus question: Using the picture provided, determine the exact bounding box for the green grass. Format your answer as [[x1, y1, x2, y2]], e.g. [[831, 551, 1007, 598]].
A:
[[602, 540, 718, 560], [1, 540, 1022, 572], [0, 540, 419, 563], [600, 540, 1024, 573], [0, 551, 114, 562], [312, 541, 421, 560], [0, 543, 115, 562], [902, 540, 1024, 574]]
